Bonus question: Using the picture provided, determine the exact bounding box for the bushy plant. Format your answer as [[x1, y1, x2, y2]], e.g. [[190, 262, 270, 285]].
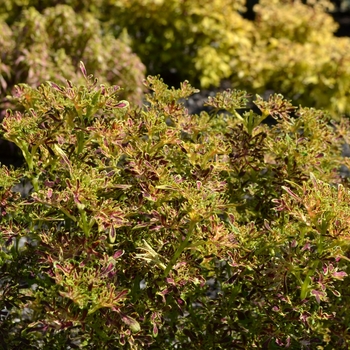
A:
[[245, 0, 350, 117], [0, 4, 145, 118], [102, 0, 252, 88], [1, 65, 350, 348], [94, 0, 350, 116], [0, 0, 106, 23]]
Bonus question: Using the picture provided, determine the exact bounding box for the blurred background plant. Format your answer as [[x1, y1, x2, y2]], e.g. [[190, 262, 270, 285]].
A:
[[3, 0, 350, 121], [102, 0, 350, 117], [0, 3, 145, 114]]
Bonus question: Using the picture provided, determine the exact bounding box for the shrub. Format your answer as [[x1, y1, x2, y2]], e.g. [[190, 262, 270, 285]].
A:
[[1, 65, 350, 348], [97, 0, 350, 116], [102, 0, 252, 88], [0, 4, 145, 119], [245, 0, 350, 116]]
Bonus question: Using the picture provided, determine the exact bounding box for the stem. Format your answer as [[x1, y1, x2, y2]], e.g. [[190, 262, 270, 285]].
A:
[[79, 208, 90, 237], [163, 220, 196, 277], [32, 175, 39, 192], [77, 131, 85, 155], [60, 208, 77, 222], [20, 146, 33, 172], [232, 110, 244, 122]]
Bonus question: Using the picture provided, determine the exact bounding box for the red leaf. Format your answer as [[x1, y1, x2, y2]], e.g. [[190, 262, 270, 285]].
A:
[[113, 250, 124, 259]]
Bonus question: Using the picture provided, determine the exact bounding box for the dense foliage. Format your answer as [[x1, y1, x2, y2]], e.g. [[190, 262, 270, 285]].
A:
[[1, 0, 350, 349], [0, 3, 145, 118], [1, 65, 350, 348]]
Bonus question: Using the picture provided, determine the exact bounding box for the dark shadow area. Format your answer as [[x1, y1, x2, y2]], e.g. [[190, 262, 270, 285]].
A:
[[0, 138, 24, 168], [332, 12, 350, 36]]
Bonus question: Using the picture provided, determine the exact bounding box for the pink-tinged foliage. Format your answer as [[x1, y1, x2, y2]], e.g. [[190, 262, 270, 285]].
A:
[[0, 4, 145, 121], [1, 72, 350, 349]]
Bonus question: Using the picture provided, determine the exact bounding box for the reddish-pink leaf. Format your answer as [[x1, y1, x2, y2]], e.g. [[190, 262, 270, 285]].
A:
[[109, 226, 116, 243], [152, 325, 158, 337], [103, 262, 114, 275], [332, 271, 347, 280], [113, 250, 124, 259], [166, 278, 175, 285], [114, 289, 128, 302], [331, 289, 341, 297], [282, 186, 301, 201], [79, 61, 87, 78], [49, 82, 64, 92], [115, 102, 128, 108], [121, 315, 140, 333]]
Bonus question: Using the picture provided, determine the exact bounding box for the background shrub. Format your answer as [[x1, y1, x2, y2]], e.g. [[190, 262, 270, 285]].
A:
[[2, 1, 350, 116], [106, 0, 350, 116], [0, 4, 145, 118]]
